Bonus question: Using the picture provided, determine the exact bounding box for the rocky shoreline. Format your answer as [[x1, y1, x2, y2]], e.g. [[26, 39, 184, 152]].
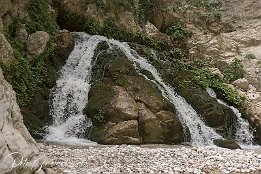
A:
[[39, 143, 261, 174]]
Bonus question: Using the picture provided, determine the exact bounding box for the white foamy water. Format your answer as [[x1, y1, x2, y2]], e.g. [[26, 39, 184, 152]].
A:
[[45, 33, 108, 145], [206, 88, 255, 147], [46, 33, 224, 146]]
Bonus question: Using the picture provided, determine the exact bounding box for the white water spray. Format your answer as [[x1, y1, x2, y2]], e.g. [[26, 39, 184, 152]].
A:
[[45, 33, 108, 145]]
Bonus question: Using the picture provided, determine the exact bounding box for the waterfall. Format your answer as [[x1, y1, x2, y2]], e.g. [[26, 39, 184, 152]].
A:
[[206, 88, 254, 146], [45, 33, 108, 145], [109, 42, 222, 146], [46, 32, 224, 146]]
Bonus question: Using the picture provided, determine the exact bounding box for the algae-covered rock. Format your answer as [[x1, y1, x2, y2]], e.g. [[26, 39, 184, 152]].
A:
[[86, 84, 139, 123], [213, 139, 241, 149], [117, 75, 167, 113]]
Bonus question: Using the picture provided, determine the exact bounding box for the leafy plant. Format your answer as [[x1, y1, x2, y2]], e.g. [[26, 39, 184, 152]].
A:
[[245, 53, 256, 60], [164, 24, 190, 40], [1, 0, 58, 107], [113, 0, 124, 6], [26, 0, 58, 37], [94, 109, 105, 123], [101, 18, 120, 39], [222, 59, 243, 83], [194, 68, 245, 105]]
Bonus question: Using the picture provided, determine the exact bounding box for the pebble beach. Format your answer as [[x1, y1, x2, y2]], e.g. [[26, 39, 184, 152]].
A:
[[39, 143, 261, 174]]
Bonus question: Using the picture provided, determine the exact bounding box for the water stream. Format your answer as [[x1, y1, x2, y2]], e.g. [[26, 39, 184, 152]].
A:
[[206, 88, 254, 146], [45, 32, 254, 147]]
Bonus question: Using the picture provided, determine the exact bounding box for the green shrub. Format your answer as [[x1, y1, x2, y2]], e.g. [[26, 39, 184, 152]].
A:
[[164, 24, 190, 40], [1, 42, 56, 106], [194, 68, 245, 105], [222, 59, 243, 82], [245, 53, 256, 60], [101, 18, 120, 39], [94, 109, 105, 123], [26, 0, 58, 37], [1, 0, 58, 107]]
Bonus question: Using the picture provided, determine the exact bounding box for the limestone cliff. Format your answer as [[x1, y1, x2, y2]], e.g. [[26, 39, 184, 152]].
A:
[[0, 67, 55, 173], [188, 0, 261, 143]]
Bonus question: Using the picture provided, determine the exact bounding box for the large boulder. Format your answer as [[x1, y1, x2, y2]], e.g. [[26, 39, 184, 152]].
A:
[[85, 45, 184, 144], [139, 104, 183, 144], [156, 111, 184, 143], [232, 78, 250, 91], [0, 68, 52, 173], [26, 31, 50, 61], [138, 103, 164, 143], [91, 120, 141, 145]]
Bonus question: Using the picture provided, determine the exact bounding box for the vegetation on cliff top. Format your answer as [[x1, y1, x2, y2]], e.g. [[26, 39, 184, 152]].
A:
[[1, 0, 57, 107]]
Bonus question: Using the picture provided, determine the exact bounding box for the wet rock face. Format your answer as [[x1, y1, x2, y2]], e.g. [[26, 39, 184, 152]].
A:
[[85, 44, 184, 145], [162, 66, 238, 138], [56, 29, 75, 62], [0, 68, 50, 173]]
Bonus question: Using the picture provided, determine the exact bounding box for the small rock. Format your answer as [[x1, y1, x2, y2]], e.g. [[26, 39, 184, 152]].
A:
[[233, 78, 249, 91], [213, 139, 242, 149], [45, 168, 57, 174], [15, 24, 28, 42], [248, 84, 257, 92], [36, 170, 46, 174], [209, 68, 224, 80]]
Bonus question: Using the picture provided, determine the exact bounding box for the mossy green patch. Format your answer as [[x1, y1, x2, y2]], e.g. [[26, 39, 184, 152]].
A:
[[222, 59, 244, 83], [164, 24, 190, 41], [0, 0, 59, 137], [26, 0, 58, 37], [193, 68, 245, 106]]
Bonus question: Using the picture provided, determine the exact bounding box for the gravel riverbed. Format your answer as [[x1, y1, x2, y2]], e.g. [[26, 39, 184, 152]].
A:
[[39, 143, 261, 174]]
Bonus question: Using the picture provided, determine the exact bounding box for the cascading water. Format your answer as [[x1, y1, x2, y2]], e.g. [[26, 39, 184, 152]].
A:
[[109, 42, 222, 146], [206, 88, 254, 147], [46, 32, 224, 146], [45, 33, 108, 145]]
